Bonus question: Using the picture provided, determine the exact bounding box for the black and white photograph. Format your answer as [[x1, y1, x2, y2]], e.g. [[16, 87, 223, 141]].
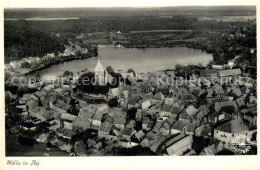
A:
[[1, 0, 258, 168]]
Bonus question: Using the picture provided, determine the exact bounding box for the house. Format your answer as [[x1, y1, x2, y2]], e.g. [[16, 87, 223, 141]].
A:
[[185, 123, 197, 135], [152, 92, 164, 102], [141, 100, 152, 110], [114, 118, 126, 130], [236, 98, 245, 108], [148, 103, 162, 115], [170, 121, 186, 135], [92, 113, 103, 127], [31, 90, 48, 105], [128, 95, 142, 109], [149, 136, 166, 153], [54, 87, 72, 99], [165, 135, 193, 156], [16, 105, 27, 112], [243, 111, 257, 125], [21, 112, 29, 118], [60, 113, 77, 131], [50, 99, 71, 114], [201, 69, 218, 78], [213, 85, 225, 96], [200, 140, 224, 155], [212, 65, 225, 70], [98, 122, 112, 138], [108, 88, 121, 99], [140, 83, 153, 93], [72, 117, 91, 132], [83, 111, 95, 124], [160, 116, 175, 135], [56, 128, 76, 140], [178, 106, 199, 123], [228, 59, 236, 69], [146, 121, 154, 131], [172, 99, 185, 108], [28, 78, 41, 89], [19, 94, 32, 104], [142, 117, 150, 130], [10, 61, 21, 69], [132, 130, 145, 143], [159, 104, 173, 118], [217, 69, 242, 78], [42, 84, 55, 94], [200, 78, 211, 88], [208, 112, 225, 125], [164, 97, 176, 105], [214, 101, 238, 112], [193, 110, 208, 125], [195, 124, 211, 137], [214, 119, 249, 147], [122, 128, 136, 142], [170, 106, 182, 120]]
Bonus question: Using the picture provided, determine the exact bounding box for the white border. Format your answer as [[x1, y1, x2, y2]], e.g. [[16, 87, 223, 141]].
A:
[[0, 1, 259, 170]]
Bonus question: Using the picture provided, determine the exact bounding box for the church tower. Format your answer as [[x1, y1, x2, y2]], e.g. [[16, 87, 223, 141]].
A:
[[94, 59, 108, 85]]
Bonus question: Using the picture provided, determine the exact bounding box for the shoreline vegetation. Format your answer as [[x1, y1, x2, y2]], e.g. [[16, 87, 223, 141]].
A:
[[25, 52, 97, 76]]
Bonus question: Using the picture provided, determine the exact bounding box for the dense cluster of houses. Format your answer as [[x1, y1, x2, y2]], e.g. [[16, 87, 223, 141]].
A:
[[14, 62, 257, 155]]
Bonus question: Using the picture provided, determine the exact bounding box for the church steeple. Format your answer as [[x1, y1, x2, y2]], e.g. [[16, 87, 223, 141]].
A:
[[94, 59, 108, 85], [94, 59, 105, 72]]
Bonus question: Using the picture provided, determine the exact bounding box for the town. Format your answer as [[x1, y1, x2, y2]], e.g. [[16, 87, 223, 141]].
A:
[[4, 6, 257, 156], [5, 48, 257, 155]]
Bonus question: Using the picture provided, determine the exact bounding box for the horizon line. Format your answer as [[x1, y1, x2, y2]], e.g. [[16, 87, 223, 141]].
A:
[[4, 5, 257, 10]]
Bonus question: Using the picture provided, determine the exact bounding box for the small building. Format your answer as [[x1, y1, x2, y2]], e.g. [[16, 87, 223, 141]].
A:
[[217, 69, 242, 78], [98, 122, 112, 138], [92, 113, 103, 127], [142, 117, 150, 130], [73, 117, 91, 132], [114, 118, 126, 131], [159, 104, 173, 118], [122, 128, 136, 142], [165, 135, 193, 156], [60, 113, 77, 131], [212, 65, 225, 70]]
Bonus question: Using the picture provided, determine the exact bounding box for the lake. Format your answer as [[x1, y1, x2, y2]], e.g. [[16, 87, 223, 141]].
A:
[[39, 47, 213, 80], [6, 132, 69, 156]]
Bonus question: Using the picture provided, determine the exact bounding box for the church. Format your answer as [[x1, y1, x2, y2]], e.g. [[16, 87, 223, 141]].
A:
[[94, 59, 111, 85]]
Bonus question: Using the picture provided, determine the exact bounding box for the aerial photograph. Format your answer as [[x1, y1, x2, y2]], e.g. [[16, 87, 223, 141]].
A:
[[4, 5, 257, 156]]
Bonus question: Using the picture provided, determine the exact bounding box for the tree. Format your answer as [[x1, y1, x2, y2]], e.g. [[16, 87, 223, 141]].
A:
[[222, 106, 235, 115], [108, 98, 118, 107], [54, 50, 59, 57], [20, 62, 31, 69], [5, 93, 11, 104], [127, 108, 137, 120], [63, 70, 73, 76], [17, 86, 29, 97], [106, 66, 115, 74], [127, 68, 136, 77]]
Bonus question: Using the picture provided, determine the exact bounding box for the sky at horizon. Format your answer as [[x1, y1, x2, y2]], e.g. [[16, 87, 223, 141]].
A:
[[2, 0, 258, 8]]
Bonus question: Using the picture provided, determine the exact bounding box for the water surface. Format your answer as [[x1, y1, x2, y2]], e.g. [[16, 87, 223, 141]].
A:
[[39, 47, 213, 80]]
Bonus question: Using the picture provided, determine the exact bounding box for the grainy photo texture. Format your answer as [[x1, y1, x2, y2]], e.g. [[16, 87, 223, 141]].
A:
[[4, 6, 257, 156]]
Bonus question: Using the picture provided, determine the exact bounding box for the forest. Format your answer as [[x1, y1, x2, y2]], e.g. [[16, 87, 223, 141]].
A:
[[4, 21, 67, 63], [4, 6, 256, 67]]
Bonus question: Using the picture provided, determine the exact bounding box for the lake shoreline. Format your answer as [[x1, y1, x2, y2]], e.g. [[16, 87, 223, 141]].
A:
[[6, 130, 71, 157], [25, 53, 96, 76], [19, 44, 214, 79], [38, 46, 213, 80]]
